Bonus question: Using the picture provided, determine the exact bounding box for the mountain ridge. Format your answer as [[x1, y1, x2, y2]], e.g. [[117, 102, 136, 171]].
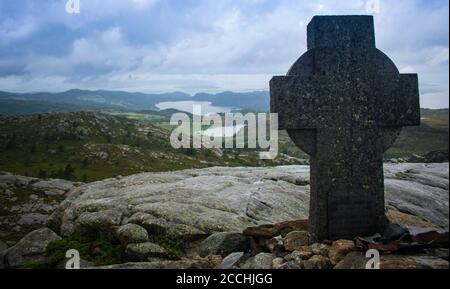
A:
[[0, 89, 270, 113]]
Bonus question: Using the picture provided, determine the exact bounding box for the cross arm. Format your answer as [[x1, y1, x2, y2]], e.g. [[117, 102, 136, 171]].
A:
[[270, 75, 337, 130], [378, 73, 421, 127]]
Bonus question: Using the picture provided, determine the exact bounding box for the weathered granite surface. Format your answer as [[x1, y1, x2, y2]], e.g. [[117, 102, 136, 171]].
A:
[[0, 173, 80, 242], [47, 163, 448, 241], [1, 228, 61, 268], [270, 15, 421, 240]]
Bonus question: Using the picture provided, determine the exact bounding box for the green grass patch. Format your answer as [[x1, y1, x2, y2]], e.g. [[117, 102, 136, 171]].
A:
[[149, 234, 185, 260], [46, 236, 123, 267], [16, 263, 51, 269]]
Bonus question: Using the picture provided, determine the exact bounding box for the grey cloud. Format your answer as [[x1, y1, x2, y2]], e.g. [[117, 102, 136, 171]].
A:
[[0, 0, 448, 108]]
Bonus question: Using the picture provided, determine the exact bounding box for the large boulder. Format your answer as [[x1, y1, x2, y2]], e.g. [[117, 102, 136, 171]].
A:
[[31, 179, 75, 196], [73, 209, 123, 241], [47, 163, 448, 242], [48, 166, 312, 239], [116, 224, 149, 246], [199, 232, 251, 257], [125, 242, 168, 261], [384, 163, 449, 230], [2, 228, 61, 268]]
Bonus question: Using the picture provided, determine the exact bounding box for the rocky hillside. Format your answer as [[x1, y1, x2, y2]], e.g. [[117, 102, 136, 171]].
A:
[[0, 163, 448, 269], [0, 112, 304, 182], [0, 173, 81, 244]]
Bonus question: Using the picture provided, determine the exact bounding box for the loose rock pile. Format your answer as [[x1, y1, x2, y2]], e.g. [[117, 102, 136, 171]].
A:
[[210, 220, 449, 269], [0, 219, 448, 269]]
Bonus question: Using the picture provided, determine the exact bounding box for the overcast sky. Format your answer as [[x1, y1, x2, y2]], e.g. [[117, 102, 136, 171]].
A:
[[0, 0, 448, 108]]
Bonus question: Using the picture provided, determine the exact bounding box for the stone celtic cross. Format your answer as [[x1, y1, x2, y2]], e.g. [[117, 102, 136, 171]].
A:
[[270, 16, 420, 240]]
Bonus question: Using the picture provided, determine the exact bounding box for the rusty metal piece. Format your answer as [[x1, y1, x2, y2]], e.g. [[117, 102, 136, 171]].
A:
[[355, 230, 449, 253], [412, 231, 449, 248]]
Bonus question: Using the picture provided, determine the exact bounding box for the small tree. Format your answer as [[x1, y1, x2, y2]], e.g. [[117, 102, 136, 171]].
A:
[[64, 164, 75, 180]]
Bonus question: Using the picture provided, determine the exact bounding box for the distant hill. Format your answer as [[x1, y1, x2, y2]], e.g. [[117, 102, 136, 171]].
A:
[[386, 108, 449, 158], [0, 90, 190, 112], [0, 89, 447, 170], [0, 89, 269, 114], [0, 99, 93, 115]]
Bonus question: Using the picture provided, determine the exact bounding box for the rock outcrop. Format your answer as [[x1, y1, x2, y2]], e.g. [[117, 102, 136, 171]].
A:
[[1, 162, 448, 269], [47, 163, 448, 241], [384, 163, 449, 229], [0, 172, 80, 243], [1, 228, 61, 268]]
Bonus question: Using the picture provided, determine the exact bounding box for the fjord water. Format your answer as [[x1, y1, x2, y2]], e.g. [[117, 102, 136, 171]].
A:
[[156, 100, 244, 137], [156, 101, 232, 115]]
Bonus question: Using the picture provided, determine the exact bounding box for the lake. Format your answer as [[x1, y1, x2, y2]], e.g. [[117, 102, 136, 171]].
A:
[[157, 100, 245, 137], [156, 101, 232, 115], [202, 124, 246, 138]]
